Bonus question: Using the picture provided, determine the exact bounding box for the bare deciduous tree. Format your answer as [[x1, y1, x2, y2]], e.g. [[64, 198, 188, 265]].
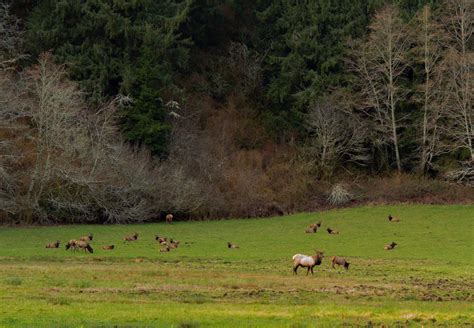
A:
[[442, 0, 473, 161], [1, 53, 163, 224], [350, 5, 410, 172], [412, 5, 448, 172], [306, 97, 368, 177], [0, 3, 25, 70]]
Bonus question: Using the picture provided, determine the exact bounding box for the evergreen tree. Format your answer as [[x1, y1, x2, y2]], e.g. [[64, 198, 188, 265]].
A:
[[26, 0, 192, 156]]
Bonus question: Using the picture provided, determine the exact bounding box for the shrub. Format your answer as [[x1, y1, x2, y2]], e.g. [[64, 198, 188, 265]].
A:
[[328, 183, 352, 206]]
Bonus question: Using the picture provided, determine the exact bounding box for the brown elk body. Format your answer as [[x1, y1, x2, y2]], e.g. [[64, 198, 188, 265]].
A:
[[76, 240, 94, 253], [331, 256, 350, 270], [102, 245, 115, 250], [388, 215, 400, 222], [305, 224, 317, 233], [169, 239, 180, 248], [166, 214, 173, 224], [168, 243, 178, 249], [124, 233, 139, 242], [327, 228, 339, 235], [384, 242, 398, 250], [65, 239, 78, 251], [227, 242, 239, 249], [80, 233, 93, 242], [46, 241, 60, 248], [156, 236, 167, 244]]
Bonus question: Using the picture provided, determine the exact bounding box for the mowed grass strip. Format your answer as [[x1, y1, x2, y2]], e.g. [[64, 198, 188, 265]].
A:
[[0, 204, 473, 327]]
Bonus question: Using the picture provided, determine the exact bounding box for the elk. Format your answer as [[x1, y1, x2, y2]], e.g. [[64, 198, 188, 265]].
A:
[[331, 256, 350, 270], [305, 224, 317, 233], [160, 245, 170, 252], [166, 213, 173, 224], [384, 242, 398, 250], [169, 239, 180, 248], [46, 241, 60, 248], [102, 245, 115, 250], [327, 228, 339, 235], [168, 242, 178, 249], [75, 240, 94, 253], [80, 233, 93, 242], [155, 236, 167, 244], [388, 214, 400, 222], [65, 239, 78, 251], [124, 233, 139, 242], [75, 240, 93, 253], [292, 251, 324, 275], [227, 242, 239, 249], [170, 238, 180, 245]]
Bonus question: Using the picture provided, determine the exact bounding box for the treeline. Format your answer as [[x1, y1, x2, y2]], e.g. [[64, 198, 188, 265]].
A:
[[0, 0, 472, 224]]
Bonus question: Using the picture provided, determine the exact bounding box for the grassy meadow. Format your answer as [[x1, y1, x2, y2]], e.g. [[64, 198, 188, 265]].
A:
[[0, 204, 473, 327]]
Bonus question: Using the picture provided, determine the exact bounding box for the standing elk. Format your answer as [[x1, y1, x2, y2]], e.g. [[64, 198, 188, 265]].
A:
[[331, 256, 350, 270], [292, 251, 324, 275], [65, 239, 78, 251], [76, 240, 94, 253], [166, 213, 173, 224]]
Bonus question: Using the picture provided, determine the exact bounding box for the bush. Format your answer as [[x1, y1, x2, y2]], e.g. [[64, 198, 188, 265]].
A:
[[328, 183, 352, 206]]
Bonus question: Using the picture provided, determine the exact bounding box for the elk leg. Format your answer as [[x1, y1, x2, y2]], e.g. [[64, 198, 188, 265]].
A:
[[306, 267, 310, 276], [293, 264, 299, 275]]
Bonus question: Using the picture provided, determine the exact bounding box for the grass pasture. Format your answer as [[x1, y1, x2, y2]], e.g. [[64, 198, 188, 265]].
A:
[[0, 204, 473, 327]]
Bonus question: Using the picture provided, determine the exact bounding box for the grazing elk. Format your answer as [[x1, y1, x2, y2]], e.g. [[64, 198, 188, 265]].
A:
[[331, 256, 350, 270], [327, 228, 339, 235], [65, 239, 78, 251], [388, 214, 400, 222], [46, 241, 60, 248], [76, 240, 94, 253], [80, 233, 93, 242], [102, 245, 115, 250], [305, 224, 317, 233], [292, 251, 324, 275], [160, 245, 170, 252], [166, 213, 173, 224], [124, 233, 139, 242], [384, 242, 398, 250], [227, 242, 239, 249], [155, 236, 167, 244]]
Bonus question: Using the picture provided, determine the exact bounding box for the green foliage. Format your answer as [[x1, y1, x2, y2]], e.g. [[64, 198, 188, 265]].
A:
[[255, 0, 371, 130], [25, 0, 192, 156]]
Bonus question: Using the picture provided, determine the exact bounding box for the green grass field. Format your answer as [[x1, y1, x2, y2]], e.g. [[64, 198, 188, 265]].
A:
[[0, 204, 473, 327]]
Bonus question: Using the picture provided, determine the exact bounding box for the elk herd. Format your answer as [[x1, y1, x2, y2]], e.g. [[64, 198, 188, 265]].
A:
[[294, 214, 401, 275], [44, 213, 401, 276]]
